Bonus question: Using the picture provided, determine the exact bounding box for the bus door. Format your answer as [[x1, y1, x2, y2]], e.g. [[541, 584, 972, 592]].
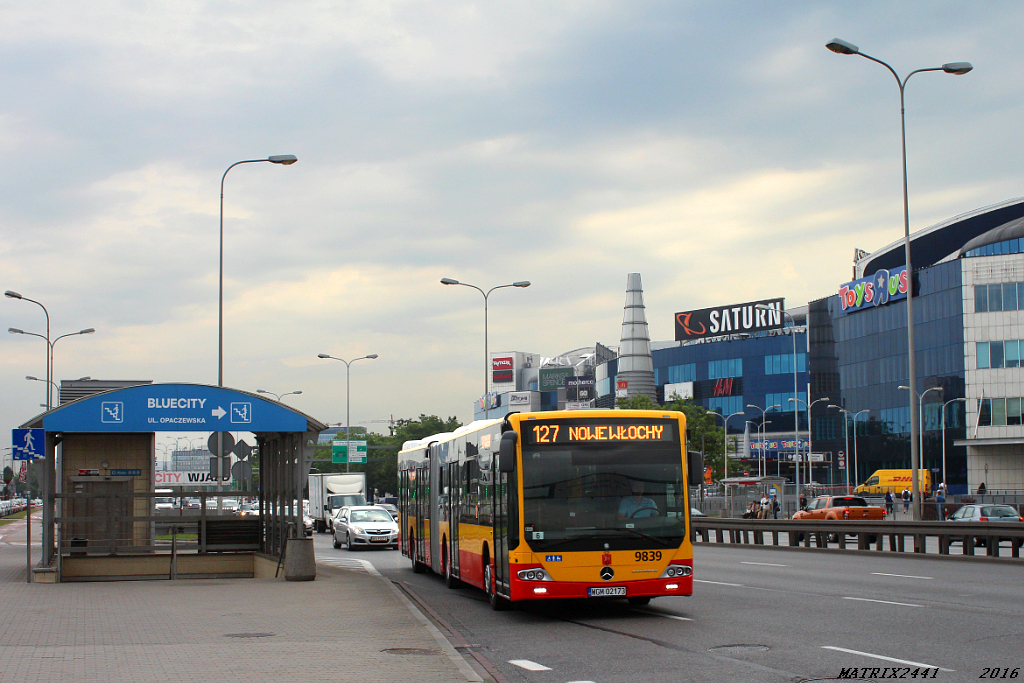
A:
[[416, 465, 427, 561], [429, 444, 440, 572], [493, 467, 509, 596], [448, 460, 460, 575]]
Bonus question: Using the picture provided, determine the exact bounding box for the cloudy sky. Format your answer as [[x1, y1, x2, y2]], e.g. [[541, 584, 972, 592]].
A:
[[3, 1, 1023, 444]]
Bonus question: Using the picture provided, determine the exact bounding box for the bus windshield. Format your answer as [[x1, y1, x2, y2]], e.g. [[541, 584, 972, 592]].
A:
[[521, 442, 686, 552]]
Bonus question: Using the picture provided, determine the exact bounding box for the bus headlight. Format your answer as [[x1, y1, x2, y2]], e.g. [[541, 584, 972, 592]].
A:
[[516, 568, 553, 581], [659, 564, 692, 578]]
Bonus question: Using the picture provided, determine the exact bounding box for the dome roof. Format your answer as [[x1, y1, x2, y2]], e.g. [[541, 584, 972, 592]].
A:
[[959, 215, 1024, 256]]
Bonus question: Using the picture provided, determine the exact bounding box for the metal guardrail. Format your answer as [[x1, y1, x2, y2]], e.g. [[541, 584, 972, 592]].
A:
[[691, 518, 1024, 560]]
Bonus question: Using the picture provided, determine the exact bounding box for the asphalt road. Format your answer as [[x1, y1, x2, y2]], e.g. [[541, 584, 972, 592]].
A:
[[340, 534, 1024, 682]]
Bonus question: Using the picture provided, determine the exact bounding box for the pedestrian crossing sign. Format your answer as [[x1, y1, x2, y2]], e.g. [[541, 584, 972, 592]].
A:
[[12, 428, 45, 460]]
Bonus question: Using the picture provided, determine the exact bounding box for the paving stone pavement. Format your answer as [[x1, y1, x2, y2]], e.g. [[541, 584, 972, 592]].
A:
[[0, 538, 480, 683]]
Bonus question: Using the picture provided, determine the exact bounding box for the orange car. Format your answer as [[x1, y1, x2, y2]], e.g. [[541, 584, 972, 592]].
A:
[[793, 495, 886, 521]]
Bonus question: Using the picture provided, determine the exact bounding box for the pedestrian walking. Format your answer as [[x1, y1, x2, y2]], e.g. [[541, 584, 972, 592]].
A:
[[799, 492, 807, 510], [935, 488, 946, 521], [901, 487, 910, 514], [884, 490, 894, 516]]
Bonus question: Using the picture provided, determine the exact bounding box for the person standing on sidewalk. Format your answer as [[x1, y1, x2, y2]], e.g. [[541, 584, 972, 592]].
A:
[[902, 487, 911, 514], [935, 488, 946, 521], [885, 491, 894, 517]]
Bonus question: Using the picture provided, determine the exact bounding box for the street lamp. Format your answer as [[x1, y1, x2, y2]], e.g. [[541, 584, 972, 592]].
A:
[[440, 278, 530, 418], [746, 404, 779, 477], [899, 384, 943, 510], [830, 406, 869, 494], [6, 291, 50, 408], [218, 155, 298, 388], [941, 397, 968, 491], [789, 396, 830, 485], [318, 353, 378, 472], [827, 38, 971, 521], [257, 389, 302, 402], [10, 326, 94, 409], [757, 304, 801, 493], [707, 410, 743, 481]]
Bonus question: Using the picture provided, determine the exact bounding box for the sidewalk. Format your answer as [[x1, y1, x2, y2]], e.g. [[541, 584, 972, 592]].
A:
[[0, 540, 480, 683]]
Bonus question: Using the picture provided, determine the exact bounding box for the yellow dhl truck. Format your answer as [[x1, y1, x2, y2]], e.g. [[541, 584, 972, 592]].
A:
[[854, 469, 931, 497]]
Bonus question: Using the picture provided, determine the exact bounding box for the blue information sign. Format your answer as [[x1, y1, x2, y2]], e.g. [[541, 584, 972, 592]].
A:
[[12, 429, 45, 460], [41, 384, 308, 433]]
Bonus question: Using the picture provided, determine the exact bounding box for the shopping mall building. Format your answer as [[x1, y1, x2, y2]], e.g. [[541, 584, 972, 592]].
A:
[[476, 197, 1024, 495]]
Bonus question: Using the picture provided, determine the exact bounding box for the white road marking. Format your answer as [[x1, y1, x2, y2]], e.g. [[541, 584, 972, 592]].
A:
[[318, 557, 380, 576], [509, 659, 552, 671], [822, 646, 954, 672], [741, 561, 788, 567], [694, 579, 744, 587], [872, 572, 933, 580], [843, 596, 921, 607]]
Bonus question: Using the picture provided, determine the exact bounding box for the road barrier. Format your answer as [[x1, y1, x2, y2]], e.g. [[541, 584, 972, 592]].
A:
[[692, 518, 1024, 560]]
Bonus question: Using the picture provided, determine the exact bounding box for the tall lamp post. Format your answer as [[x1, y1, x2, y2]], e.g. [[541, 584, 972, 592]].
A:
[[900, 384, 944, 507], [257, 389, 302, 402], [440, 278, 530, 418], [707, 410, 743, 482], [6, 291, 50, 407], [746, 404, 779, 477], [789, 396, 830, 486], [757, 304, 802, 492], [318, 354, 378, 472], [826, 38, 972, 521], [941, 397, 968, 491], [11, 328, 95, 409], [831, 406, 869, 493], [218, 155, 297, 387]]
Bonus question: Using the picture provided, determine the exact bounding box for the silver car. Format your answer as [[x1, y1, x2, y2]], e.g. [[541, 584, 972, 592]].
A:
[[948, 504, 1023, 548], [332, 506, 399, 551]]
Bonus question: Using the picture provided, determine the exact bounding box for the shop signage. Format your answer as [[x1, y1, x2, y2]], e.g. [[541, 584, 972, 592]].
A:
[[674, 298, 785, 341], [565, 376, 595, 401], [539, 367, 575, 391], [492, 370, 513, 383], [693, 377, 743, 400], [155, 470, 232, 485], [508, 392, 532, 406], [492, 357, 513, 370], [837, 265, 908, 315]]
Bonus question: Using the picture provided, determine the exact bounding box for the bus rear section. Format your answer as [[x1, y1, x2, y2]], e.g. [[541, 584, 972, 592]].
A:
[[497, 410, 697, 607]]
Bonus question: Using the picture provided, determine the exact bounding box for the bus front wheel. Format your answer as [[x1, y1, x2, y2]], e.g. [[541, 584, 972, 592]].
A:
[[628, 596, 651, 606]]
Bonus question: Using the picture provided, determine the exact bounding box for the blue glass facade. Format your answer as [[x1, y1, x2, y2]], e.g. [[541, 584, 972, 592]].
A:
[[809, 259, 967, 487], [599, 329, 811, 474]]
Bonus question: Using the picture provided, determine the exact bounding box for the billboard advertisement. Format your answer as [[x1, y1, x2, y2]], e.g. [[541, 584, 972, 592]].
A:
[[837, 265, 908, 315], [674, 298, 785, 341], [565, 376, 595, 401], [539, 367, 575, 391]]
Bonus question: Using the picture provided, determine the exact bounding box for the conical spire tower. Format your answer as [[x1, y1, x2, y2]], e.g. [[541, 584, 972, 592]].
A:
[[616, 273, 657, 401]]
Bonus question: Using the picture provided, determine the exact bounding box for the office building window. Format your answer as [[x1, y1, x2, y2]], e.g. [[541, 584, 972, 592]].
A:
[[708, 396, 743, 416], [666, 363, 696, 384], [977, 340, 1024, 369], [764, 391, 807, 413], [708, 358, 742, 380], [764, 353, 807, 375]]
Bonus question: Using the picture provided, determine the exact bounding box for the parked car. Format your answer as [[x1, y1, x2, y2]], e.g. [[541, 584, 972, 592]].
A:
[[947, 504, 1023, 547], [332, 506, 399, 551]]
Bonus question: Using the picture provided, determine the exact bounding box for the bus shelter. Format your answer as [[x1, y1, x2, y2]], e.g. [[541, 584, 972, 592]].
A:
[[720, 476, 789, 518], [18, 383, 325, 582]]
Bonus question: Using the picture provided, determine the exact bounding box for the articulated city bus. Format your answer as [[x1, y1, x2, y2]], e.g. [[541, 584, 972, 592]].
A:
[[398, 409, 701, 609]]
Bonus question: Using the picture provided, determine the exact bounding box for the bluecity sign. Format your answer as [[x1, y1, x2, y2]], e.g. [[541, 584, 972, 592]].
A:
[[43, 384, 307, 433]]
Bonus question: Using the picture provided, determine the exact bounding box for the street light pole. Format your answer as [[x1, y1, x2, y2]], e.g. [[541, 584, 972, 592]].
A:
[[900, 384, 943, 512], [789, 396, 830, 486], [941, 397, 968, 490], [707, 410, 743, 482], [759, 305, 802, 492], [257, 389, 302, 402], [440, 278, 530, 418], [6, 291, 50, 407], [829, 405, 852, 493], [318, 354, 378, 472], [218, 155, 297, 388], [827, 38, 971, 521]]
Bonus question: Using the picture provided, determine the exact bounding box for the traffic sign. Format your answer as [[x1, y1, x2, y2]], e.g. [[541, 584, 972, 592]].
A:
[[332, 440, 367, 464], [12, 429, 45, 460]]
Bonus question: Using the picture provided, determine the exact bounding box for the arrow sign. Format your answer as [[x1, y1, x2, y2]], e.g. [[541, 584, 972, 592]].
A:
[[212, 406, 226, 419]]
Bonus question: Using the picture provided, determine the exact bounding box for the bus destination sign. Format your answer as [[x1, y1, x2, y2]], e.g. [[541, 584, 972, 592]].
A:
[[524, 420, 676, 445]]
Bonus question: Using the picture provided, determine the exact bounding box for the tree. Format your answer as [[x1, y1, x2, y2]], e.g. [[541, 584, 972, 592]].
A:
[[615, 395, 657, 410]]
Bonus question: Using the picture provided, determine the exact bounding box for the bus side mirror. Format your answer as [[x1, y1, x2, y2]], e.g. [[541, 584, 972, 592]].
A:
[[687, 451, 704, 488], [498, 431, 518, 473]]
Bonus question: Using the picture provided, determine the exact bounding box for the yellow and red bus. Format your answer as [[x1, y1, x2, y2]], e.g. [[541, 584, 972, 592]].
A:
[[398, 409, 700, 609]]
